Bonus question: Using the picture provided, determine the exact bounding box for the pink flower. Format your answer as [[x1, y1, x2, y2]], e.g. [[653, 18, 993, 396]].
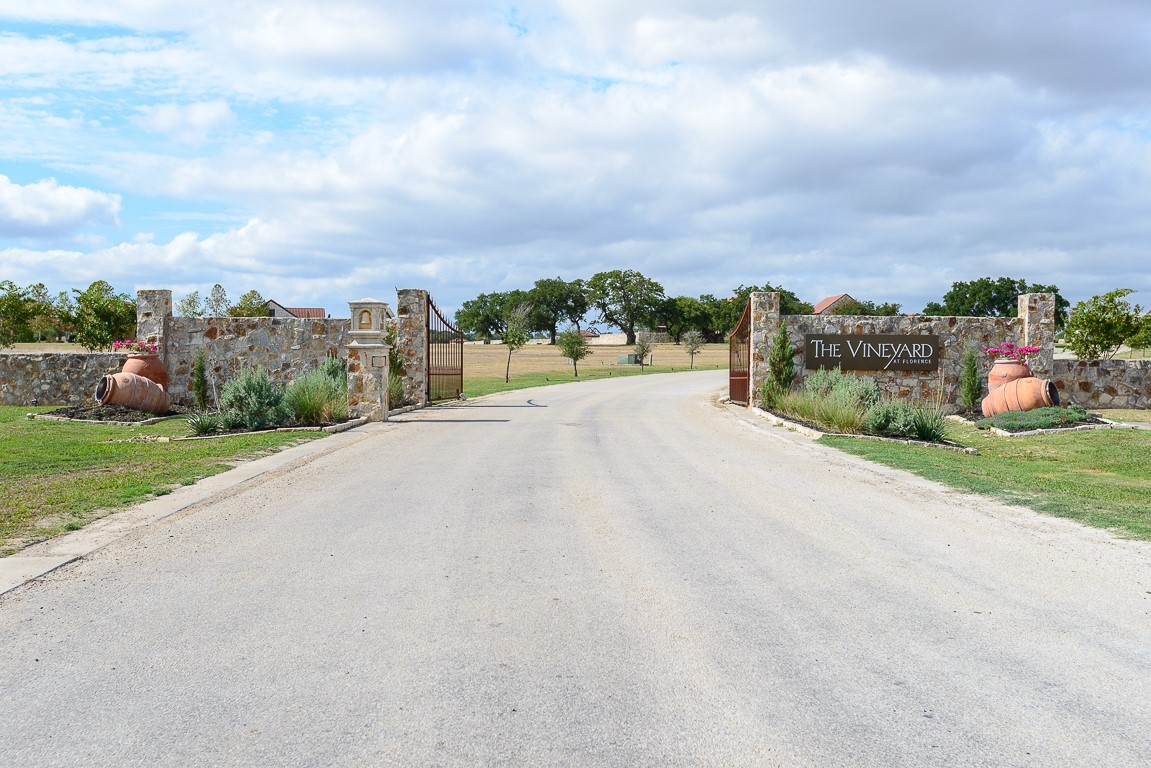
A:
[[982, 341, 1039, 362]]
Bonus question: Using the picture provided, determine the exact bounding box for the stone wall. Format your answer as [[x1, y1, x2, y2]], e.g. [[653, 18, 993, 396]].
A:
[[0, 353, 122, 405], [748, 292, 1056, 413], [1053, 360, 1150, 409], [161, 315, 350, 406]]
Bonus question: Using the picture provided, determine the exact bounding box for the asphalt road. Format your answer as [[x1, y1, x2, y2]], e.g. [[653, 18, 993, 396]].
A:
[[2, 370, 1149, 767]]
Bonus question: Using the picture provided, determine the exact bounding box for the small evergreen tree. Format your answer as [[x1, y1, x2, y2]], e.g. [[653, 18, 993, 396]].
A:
[[960, 346, 981, 414], [761, 320, 794, 408], [192, 350, 209, 410]]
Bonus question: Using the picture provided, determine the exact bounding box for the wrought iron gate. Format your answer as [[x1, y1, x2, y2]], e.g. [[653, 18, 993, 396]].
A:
[[427, 295, 464, 401], [729, 299, 751, 405]]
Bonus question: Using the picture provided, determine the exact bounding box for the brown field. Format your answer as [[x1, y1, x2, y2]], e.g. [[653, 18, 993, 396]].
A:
[[8, 342, 89, 352], [462, 342, 729, 379]]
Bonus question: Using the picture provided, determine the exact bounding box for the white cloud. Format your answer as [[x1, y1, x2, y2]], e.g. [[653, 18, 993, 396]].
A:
[[2, 0, 1151, 318], [0, 176, 121, 237], [135, 100, 236, 145]]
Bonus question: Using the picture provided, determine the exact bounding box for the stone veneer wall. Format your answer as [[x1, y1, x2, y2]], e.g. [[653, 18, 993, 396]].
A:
[[0, 353, 123, 405], [161, 316, 351, 406], [748, 292, 1057, 414], [1052, 360, 1151, 409]]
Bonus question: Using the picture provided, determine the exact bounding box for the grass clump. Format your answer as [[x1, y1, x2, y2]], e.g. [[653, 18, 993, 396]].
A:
[[767, 367, 881, 435], [185, 410, 222, 435], [284, 366, 348, 426], [977, 405, 1091, 432]]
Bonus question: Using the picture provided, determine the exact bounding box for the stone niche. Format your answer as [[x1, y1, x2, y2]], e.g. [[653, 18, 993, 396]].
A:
[[344, 298, 393, 419]]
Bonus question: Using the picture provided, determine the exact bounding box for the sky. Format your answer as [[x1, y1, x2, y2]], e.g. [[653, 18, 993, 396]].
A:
[[1, 1, 1150, 322]]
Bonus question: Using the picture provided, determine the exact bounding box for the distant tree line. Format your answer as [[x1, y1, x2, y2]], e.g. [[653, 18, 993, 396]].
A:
[[454, 270, 819, 345]]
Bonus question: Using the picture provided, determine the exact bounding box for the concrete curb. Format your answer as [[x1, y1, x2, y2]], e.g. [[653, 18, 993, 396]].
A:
[[0, 421, 391, 598]]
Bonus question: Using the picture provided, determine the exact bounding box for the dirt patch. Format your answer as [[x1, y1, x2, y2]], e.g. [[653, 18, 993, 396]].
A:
[[42, 403, 188, 422]]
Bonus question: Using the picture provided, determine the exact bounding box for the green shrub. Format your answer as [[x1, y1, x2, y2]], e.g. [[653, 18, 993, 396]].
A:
[[284, 369, 348, 426], [909, 401, 948, 442], [192, 350, 209, 410], [959, 347, 981, 414], [219, 367, 287, 431], [804, 367, 881, 410], [388, 370, 404, 410], [184, 409, 221, 436], [977, 405, 1091, 431], [321, 355, 347, 385], [863, 401, 918, 436], [775, 389, 867, 434]]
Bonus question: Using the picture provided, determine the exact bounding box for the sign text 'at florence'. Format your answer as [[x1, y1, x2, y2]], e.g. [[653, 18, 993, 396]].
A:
[[804, 334, 940, 371]]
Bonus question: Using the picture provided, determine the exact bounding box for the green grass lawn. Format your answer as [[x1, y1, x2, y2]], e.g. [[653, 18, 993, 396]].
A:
[[0, 407, 325, 555], [824, 422, 1151, 540]]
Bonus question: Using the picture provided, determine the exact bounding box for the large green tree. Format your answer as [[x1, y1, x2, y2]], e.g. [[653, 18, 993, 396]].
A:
[[586, 269, 666, 344], [1062, 289, 1149, 360], [0, 281, 36, 347], [826, 298, 902, 316], [205, 284, 230, 316], [528, 277, 588, 344], [922, 277, 1069, 327], [703, 283, 812, 340], [657, 295, 708, 343], [227, 289, 272, 317], [176, 290, 205, 317], [71, 280, 136, 350], [456, 290, 532, 342]]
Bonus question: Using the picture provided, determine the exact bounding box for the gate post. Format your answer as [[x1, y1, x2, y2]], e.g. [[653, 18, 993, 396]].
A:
[[396, 289, 428, 406], [345, 298, 393, 420], [1018, 293, 1056, 379], [749, 292, 781, 407], [136, 290, 173, 369]]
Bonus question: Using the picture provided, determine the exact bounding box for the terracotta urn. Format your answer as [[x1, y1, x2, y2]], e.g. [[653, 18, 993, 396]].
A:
[[981, 377, 1059, 418], [122, 354, 169, 389], [987, 358, 1031, 392], [96, 372, 171, 414]]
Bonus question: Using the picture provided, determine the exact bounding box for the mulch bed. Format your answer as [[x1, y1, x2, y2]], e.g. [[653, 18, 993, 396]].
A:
[[951, 411, 1109, 433], [42, 403, 189, 422]]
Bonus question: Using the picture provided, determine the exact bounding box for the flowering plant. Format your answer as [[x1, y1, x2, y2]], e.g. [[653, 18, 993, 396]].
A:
[[981, 341, 1039, 362], [112, 339, 158, 354]]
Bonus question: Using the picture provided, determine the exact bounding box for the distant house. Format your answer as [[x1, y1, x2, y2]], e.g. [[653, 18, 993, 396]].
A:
[[579, 328, 601, 338], [266, 300, 326, 319], [812, 293, 857, 315]]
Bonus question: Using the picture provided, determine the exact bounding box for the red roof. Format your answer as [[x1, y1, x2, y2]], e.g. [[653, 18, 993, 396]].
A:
[[812, 293, 853, 314], [285, 307, 325, 319]]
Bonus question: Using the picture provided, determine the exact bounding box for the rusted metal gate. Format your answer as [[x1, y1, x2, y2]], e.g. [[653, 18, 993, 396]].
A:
[[427, 295, 464, 401], [729, 299, 751, 405]]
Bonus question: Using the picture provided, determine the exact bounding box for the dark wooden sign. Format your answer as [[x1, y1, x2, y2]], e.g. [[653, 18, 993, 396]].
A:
[[804, 334, 940, 371]]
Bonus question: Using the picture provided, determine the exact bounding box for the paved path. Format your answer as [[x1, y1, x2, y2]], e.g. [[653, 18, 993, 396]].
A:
[[2, 371, 1149, 766]]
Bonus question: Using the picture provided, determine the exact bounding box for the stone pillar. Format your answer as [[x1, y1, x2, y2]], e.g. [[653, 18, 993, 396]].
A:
[[344, 298, 393, 420], [395, 289, 428, 406], [1018, 293, 1056, 378], [137, 290, 172, 366], [748, 292, 781, 404]]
